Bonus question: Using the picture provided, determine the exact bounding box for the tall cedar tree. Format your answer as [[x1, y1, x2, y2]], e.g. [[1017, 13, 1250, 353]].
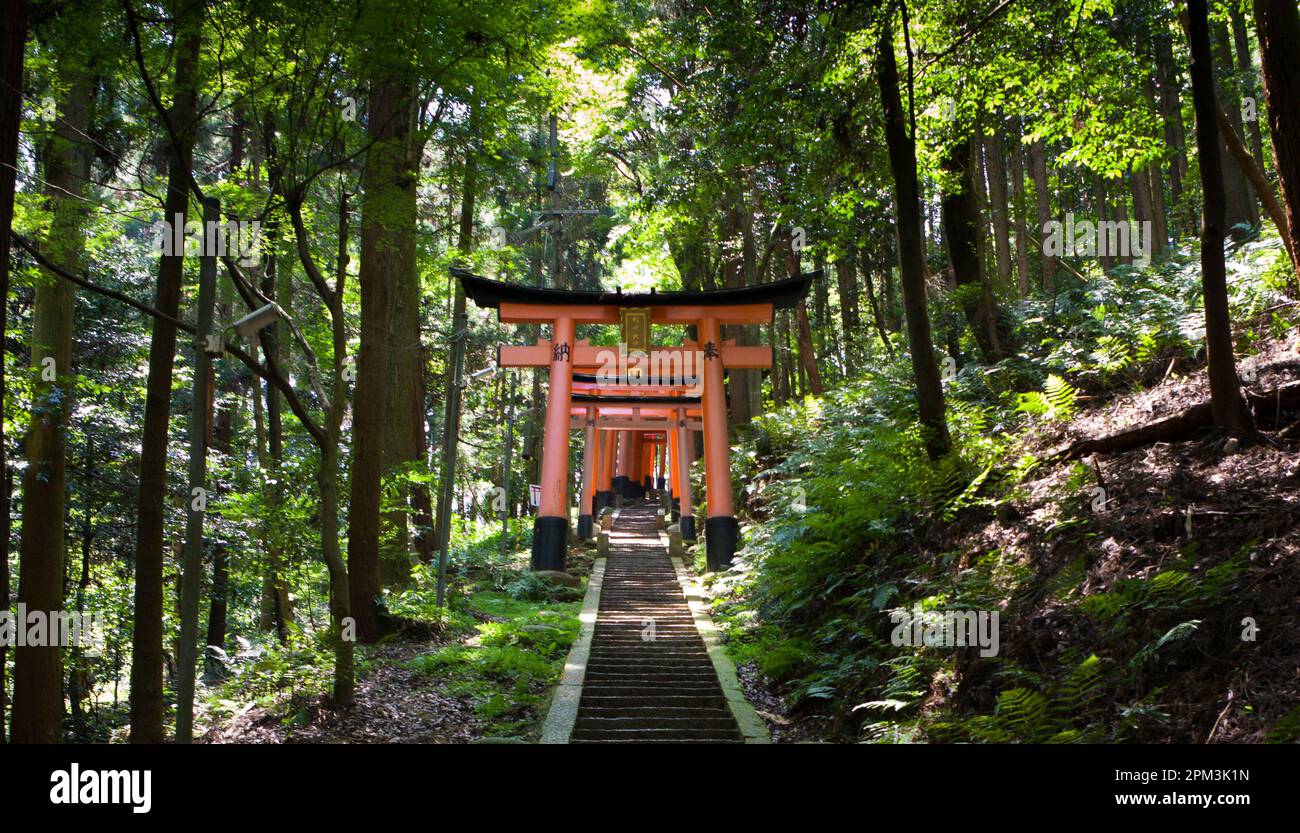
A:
[[129, 4, 202, 743], [348, 79, 414, 642], [0, 0, 27, 744]]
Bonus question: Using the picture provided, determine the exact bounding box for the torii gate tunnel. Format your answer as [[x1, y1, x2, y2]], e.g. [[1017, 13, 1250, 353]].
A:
[[456, 268, 815, 573]]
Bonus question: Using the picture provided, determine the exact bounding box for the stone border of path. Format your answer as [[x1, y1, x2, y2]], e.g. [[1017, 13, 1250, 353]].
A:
[[668, 552, 772, 744], [539, 553, 608, 744]]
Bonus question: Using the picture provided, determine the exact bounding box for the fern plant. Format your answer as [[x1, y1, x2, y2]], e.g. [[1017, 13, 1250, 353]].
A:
[[1015, 374, 1078, 423]]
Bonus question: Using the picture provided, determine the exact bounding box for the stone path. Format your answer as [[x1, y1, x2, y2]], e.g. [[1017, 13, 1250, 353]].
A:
[[566, 503, 745, 743]]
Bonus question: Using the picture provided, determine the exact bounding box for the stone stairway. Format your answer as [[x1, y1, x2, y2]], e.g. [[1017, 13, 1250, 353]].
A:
[[568, 502, 744, 743]]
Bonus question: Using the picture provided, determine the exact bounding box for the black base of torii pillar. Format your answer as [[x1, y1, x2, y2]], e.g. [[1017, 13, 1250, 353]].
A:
[[704, 517, 738, 572], [531, 517, 568, 571]]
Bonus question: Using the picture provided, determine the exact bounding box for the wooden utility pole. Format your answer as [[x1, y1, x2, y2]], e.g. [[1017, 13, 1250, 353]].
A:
[[501, 370, 516, 561]]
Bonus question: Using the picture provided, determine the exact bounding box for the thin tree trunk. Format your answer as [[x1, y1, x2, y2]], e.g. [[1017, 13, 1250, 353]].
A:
[[1009, 118, 1031, 295], [986, 117, 1013, 290], [1230, 5, 1266, 173], [1114, 176, 1133, 267], [1030, 138, 1055, 290], [205, 545, 227, 655], [794, 301, 823, 394], [876, 13, 950, 459], [1157, 29, 1189, 236], [434, 113, 477, 605], [1095, 175, 1114, 271], [287, 184, 356, 705], [722, 183, 752, 429], [1187, 0, 1251, 433], [1212, 19, 1259, 233], [1142, 73, 1172, 258], [834, 254, 859, 365], [326, 190, 355, 704], [1131, 162, 1157, 258], [860, 247, 892, 354], [68, 441, 95, 734], [257, 222, 292, 641], [771, 319, 786, 407]]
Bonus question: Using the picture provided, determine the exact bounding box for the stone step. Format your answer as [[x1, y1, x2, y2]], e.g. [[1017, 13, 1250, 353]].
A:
[[574, 716, 739, 731]]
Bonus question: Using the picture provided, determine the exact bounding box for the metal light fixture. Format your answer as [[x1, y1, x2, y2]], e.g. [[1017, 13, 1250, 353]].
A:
[[232, 302, 283, 338], [468, 364, 498, 382]]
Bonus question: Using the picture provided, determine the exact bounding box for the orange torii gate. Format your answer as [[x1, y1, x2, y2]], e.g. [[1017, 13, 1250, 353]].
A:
[[454, 268, 814, 572]]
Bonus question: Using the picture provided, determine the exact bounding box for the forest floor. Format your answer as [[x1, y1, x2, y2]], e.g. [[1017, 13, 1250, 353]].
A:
[[724, 333, 1300, 743], [203, 636, 483, 744], [204, 546, 592, 744]]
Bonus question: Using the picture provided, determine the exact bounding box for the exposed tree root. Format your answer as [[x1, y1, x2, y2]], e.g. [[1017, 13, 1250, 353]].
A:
[[1047, 380, 1300, 462]]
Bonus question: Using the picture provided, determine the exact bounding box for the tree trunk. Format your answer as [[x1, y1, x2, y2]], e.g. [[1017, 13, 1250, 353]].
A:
[[1113, 176, 1133, 267], [1216, 101, 1299, 276], [1187, 0, 1251, 433], [1030, 138, 1056, 290], [288, 184, 356, 705], [0, 0, 27, 744], [257, 223, 293, 641], [722, 184, 753, 429], [1254, 0, 1300, 279], [1156, 29, 1189, 235], [348, 78, 413, 643], [875, 13, 950, 459], [986, 118, 1013, 290], [433, 116, 477, 607], [68, 446, 95, 734], [794, 301, 823, 395], [834, 255, 860, 366], [12, 66, 92, 744], [860, 247, 892, 354], [205, 544, 227, 653], [1230, 5, 1266, 173], [1008, 118, 1031, 295], [1212, 19, 1259, 234], [1131, 162, 1157, 258], [1095, 175, 1115, 272], [941, 136, 1002, 362], [129, 7, 201, 744], [380, 106, 426, 588]]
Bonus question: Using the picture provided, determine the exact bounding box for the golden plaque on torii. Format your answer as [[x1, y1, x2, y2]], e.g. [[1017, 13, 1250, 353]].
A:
[[619, 307, 652, 352]]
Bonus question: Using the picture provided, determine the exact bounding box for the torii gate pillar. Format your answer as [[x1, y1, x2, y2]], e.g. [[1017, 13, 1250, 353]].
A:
[[699, 316, 737, 569], [532, 316, 576, 570], [671, 412, 696, 540], [577, 408, 597, 540], [613, 429, 631, 499], [596, 422, 614, 512]]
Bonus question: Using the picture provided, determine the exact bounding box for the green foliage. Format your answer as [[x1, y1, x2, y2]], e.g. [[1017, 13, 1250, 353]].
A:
[[406, 591, 580, 737]]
